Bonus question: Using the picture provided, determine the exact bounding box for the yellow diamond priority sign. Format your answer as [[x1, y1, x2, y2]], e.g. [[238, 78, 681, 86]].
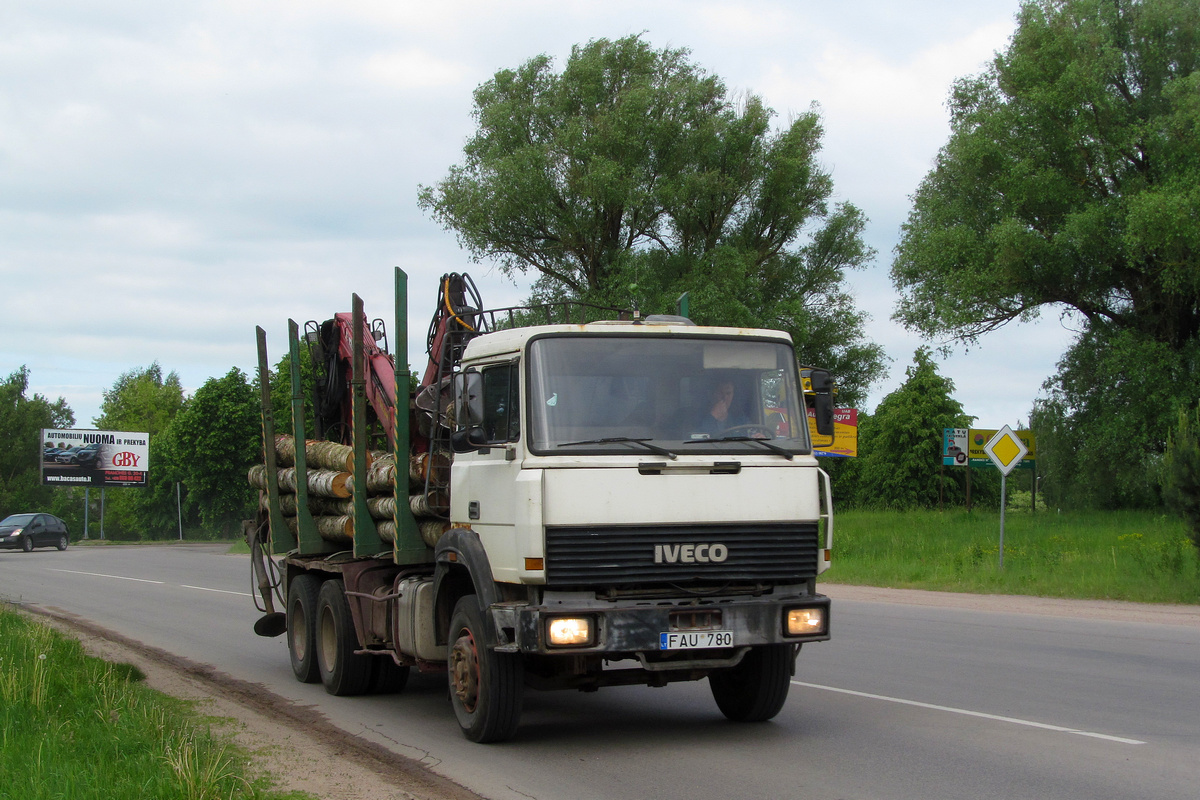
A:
[[983, 425, 1028, 476]]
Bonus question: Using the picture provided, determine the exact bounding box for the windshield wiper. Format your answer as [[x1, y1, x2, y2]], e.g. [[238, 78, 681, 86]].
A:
[[557, 437, 677, 460], [681, 436, 794, 460]]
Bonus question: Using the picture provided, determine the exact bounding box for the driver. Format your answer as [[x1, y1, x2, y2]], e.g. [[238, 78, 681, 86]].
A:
[[697, 380, 745, 436]]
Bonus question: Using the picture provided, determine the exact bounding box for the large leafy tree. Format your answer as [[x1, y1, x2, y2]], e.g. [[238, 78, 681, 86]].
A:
[[892, 0, 1199, 346], [855, 349, 976, 509], [93, 363, 187, 538], [171, 368, 259, 536], [891, 0, 1200, 506], [420, 35, 885, 404], [0, 367, 74, 516]]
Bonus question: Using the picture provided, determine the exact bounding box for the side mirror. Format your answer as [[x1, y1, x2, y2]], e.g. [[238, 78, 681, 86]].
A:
[[807, 369, 835, 438], [453, 370, 484, 427], [450, 426, 489, 453]]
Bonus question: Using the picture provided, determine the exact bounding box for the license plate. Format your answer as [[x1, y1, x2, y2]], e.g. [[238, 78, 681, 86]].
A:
[[659, 630, 734, 650]]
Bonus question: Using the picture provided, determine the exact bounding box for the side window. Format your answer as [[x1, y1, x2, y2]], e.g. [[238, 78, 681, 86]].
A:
[[481, 363, 520, 444]]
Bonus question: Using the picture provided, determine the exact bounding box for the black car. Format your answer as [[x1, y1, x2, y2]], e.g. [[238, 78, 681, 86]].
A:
[[0, 513, 70, 552], [73, 443, 104, 468]]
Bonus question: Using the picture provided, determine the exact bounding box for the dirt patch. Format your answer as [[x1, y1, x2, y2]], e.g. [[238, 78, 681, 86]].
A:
[[22, 605, 483, 800]]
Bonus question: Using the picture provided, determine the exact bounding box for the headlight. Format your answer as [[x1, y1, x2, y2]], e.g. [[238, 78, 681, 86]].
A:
[[785, 607, 826, 636], [547, 617, 593, 647]]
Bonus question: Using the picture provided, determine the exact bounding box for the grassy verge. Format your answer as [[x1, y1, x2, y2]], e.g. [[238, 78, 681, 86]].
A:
[[825, 509, 1200, 604], [0, 606, 312, 800]]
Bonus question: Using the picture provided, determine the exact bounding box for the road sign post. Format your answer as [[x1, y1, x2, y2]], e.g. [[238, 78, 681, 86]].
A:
[[983, 425, 1029, 568]]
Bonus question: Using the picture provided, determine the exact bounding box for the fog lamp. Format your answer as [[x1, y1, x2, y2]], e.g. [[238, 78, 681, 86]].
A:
[[547, 617, 593, 647], [786, 607, 825, 636]]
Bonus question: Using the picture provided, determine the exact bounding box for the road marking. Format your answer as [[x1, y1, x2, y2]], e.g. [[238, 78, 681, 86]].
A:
[[181, 584, 253, 598], [791, 680, 1146, 745], [48, 568, 164, 585]]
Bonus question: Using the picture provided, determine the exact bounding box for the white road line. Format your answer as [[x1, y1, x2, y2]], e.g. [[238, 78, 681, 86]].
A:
[[791, 680, 1146, 746], [48, 568, 164, 585], [180, 584, 253, 598]]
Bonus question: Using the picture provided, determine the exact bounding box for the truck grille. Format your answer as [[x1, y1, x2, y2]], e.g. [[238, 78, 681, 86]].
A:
[[544, 523, 820, 587]]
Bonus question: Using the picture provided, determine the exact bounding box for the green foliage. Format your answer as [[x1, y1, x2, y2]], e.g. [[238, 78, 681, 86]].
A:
[[0, 366, 74, 516], [1162, 404, 1200, 549], [853, 349, 975, 509], [92, 363, 188, 539], [171, 369, 260, 537], [266, 352, 316, 437], [891, 0, 1200, 509], [893, 0, 1200, 349], [94, 362, 184, 434], [1032, 327, 1200, 508], [0, 608, 313, 799], [827, 509, 1199, 603], [420, 34, 885, 404]]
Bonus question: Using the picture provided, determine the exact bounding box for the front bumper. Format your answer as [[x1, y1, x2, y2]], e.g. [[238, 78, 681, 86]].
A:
[[490, 590, 831, 656]]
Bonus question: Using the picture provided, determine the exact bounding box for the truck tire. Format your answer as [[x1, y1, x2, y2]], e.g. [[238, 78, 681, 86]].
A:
[[370, 657, 410, 694], [287, 573, 322, 683], [315, 579, 372, 696], [709, 644, 793, 722], [447, 595, 524, 743]]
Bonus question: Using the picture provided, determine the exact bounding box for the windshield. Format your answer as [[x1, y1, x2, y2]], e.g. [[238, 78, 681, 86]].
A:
[[528, 334, 810, 456], [2, 514, 36, 526]]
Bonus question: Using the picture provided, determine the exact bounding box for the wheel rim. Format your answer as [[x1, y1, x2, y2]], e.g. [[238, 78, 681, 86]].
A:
[[318, 606, 337, 672], [59, 536, 67, 549], [449, 626, 480, 713], [291, 598, 308, 660]]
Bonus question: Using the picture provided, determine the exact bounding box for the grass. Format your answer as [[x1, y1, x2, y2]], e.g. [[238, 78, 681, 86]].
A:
[[0, 606, 314, 800], [825, 509, 1200, 605]]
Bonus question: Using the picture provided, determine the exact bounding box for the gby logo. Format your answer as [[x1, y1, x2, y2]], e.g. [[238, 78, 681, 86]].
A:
[[653, 543, 729, 564]]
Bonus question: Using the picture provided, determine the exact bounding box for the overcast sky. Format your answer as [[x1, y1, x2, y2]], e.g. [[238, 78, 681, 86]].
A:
[[2, 0, 1076, 429]]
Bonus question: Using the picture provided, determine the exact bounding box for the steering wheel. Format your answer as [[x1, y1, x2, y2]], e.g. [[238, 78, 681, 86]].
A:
[[720, 424, 774, 439]]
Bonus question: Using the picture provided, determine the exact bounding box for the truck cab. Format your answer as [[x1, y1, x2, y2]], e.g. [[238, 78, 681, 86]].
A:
[[438, 319, 832, 737]]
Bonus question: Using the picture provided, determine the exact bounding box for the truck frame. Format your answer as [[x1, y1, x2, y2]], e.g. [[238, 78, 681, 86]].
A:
[[248, 268, 835, 742]]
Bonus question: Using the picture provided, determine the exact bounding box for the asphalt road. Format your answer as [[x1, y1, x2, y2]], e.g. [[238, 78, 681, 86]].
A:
[[2, 543, 1197, 800]]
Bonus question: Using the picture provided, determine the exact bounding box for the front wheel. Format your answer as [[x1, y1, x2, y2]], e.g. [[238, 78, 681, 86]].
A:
[[21, 535, 33, 553], [447, 595, 523, 743], [709, 644, 794, 722]]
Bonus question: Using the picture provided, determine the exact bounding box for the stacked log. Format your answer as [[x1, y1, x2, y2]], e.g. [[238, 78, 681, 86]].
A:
[[250, 436, 454, 549], [274, 435, 372, 472]]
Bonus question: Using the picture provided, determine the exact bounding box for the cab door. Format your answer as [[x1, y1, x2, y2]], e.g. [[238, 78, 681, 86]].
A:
[[451, 362, 525, 581]]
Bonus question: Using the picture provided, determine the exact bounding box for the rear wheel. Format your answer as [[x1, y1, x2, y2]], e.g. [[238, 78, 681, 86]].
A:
[[56, 534, 68, 551], [286, 574, 322, 683], [709, 644, 794, 722], [370, 657, 410, 694], [315, 579, 372, 696], [447, 595, 523, 743]]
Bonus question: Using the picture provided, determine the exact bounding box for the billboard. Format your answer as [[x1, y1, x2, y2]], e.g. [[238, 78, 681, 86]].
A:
[[943, 428, 1036, 470], [41, 429, 149, 487], [809, 407, 858, 458]]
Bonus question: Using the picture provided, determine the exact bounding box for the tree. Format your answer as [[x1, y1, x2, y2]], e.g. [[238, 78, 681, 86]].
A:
[[93, 363, 187, 538], [420, 35, 885, 404], [891, 0, 1200, 507], [854, 349, 976, 509], [1162, 404, 1200, 550], [171, 368, 259, 536], [892, 0, 1200, 348], [0, 367, 74, 515]]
